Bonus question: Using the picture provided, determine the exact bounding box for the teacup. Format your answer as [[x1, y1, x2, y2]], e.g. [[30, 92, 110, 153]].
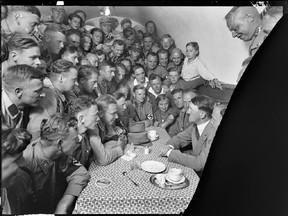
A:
[[148, 130, 157, 140], [168, 168, 183, 182]]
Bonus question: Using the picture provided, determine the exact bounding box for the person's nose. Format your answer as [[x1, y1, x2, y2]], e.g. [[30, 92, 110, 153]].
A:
[[60, 42, 64, 49], [75, 80, 79, 86], [231, 31, 237, 38], [111, 72, 115, 77], [114, 113, 118, 119], [75, 58, 79, 64], [35, 58, 41, 66]]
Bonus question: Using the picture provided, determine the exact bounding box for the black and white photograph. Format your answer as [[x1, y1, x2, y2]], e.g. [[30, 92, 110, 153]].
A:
[[1, 2, 288, 215]]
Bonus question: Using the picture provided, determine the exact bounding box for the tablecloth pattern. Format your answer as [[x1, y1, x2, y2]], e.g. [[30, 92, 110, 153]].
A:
[[74, 127, 200, 214]]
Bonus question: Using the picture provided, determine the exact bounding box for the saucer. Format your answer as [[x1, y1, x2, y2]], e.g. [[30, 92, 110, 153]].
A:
[[166, 175, 185, 184]]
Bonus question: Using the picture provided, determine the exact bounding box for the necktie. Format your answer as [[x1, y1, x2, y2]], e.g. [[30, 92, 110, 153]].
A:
[[195, 126, 200, 140]]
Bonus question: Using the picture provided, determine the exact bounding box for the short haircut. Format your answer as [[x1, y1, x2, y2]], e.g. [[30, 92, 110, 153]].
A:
[[161, 33, 172, 40], [183, 88, 198, 95], [50, 59, 77, 80], [132, 63, 145, 74], [171, 88, 183, 96], [225, 6, 259, 28], [115, 79, 131, 99], [78, 65, 99, 82], [74, 10, 87, 19], [68, 95, 97, 115], [112, 39, 125, 47], [149, 73, 161, 82], [115, 62, 127, 73], [99, 61, 115, 71], [191, 95, 214, 118], [44, 26, 66, 37], [123, 27, 136, 39], [10, 6, 41, 17], [40, 113, 78, 142], [7, 34, 39, 52], [3, 65, 44, 91], [156, 93, 171, 106], [142, 32, 153, 40], [133, 84, 146, 93], [112, 91, 126, 100], [95, 49, 104, 56], [120, 18, 132, 27], [66, 29, 81, 38], [147, 52, 158, 60], [59, 44, 79, 56], [68, 13, 82, 23], [90, 27, 104, 36], [168, 67, 181, 74], [157, 48, 169, 57], [186, 42, 200, 56], [96, 94, 117, 112], [2, 128, 32, 158]]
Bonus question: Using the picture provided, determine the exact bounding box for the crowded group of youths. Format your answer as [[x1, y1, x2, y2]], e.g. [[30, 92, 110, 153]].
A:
[[1, 5, 283, 214]]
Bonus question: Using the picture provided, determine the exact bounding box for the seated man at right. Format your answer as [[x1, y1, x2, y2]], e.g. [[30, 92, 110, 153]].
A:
[[159, 95, 218, 177]]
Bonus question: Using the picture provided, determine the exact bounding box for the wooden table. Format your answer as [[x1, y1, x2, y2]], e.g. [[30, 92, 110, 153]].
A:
[[73, 127, 200, 214]]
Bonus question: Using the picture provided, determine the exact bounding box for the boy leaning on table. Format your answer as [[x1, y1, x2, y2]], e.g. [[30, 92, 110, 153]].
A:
[[159, 95, 225, 177]]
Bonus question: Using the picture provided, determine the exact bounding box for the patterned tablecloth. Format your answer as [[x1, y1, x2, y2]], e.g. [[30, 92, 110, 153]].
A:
[[73, 126, 200, 214]]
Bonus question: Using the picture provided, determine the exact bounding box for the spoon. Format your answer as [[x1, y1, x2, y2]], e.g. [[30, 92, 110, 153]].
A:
[[122, 171, 139, 186]]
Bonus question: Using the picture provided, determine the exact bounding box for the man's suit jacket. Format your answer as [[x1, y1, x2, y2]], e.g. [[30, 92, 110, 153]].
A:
[[167, 119, 218, 172]]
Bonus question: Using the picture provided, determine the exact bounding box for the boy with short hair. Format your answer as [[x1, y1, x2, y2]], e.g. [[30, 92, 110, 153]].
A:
[[146, 52, 168, 80], [67, 13, 82, 31], [165, 67, 191, 91], [160, 34, 176, 55], [132, 85, 154, 127]]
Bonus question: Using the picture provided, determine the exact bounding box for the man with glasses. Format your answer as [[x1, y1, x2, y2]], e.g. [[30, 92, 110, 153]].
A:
[[159, 95, 218, 177], [87, 94, 128, 166]]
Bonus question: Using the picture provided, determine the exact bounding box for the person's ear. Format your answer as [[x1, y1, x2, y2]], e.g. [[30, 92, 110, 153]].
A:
[[79, 114, 85, 124], [98, 110, 104, 118], [57, 140, 63, 150], [14, 12, 22, 25], [199, 110, 206, 119], [59, 75, 63, 83], [15, 88, 23, 98], [10, 51, 18, 63], [79, 77, 86, 85]]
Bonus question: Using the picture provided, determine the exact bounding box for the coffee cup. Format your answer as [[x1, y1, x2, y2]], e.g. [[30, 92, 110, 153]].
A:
[[148, 130, 157, 140], [168, 168, 183, 182]]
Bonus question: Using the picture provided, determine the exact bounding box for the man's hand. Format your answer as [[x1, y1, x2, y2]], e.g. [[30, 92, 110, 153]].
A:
[[209, 79, 223, 90], [158, 145, 173, 157], [117, 134, 127, 151], [115, 126, 125, 136]]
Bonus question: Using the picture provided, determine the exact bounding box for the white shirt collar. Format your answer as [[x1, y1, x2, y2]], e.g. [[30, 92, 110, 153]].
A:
[[133, 77, 149, 88], [197, 119, 210, 136], [148, 86, 165, 98]]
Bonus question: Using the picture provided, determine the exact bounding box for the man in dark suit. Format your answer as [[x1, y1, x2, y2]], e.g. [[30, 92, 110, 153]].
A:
[[159, 95, 217, 176]]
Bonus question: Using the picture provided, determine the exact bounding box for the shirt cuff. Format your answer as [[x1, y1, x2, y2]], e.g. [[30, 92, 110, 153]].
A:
[[168, 145, 174, 149], [166, 149, 173, 157]]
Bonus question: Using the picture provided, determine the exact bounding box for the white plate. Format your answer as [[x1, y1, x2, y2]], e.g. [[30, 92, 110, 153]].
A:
[[141, 160, 166, 173], [166, 175, 185, 184]]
